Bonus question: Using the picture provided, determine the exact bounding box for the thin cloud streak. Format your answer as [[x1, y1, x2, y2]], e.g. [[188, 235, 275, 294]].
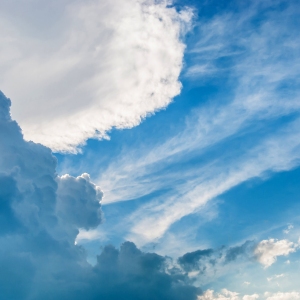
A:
[[95, 0, 300, 245]]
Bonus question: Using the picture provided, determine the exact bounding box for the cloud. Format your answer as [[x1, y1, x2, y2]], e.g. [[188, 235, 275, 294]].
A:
[[283, 224, 294, 234], [172, 238, 299, 288], [254, 239, 297, 268], [0, 91, 201, 299], [126, 123, 300, 243], [264, 292, 300, 300], [0, 90, 102, 298], [57, 173, 103, 231], [225, 241, 255, 263], [1, 91, 298, 299], [178, 249, 214, 272], [267, 274, 285, 282], [91, 0, 300, 245], [90, 241, 200, 300], [0, 0, 192, 152], [197, 289, 259, 300], [198, 290, 300, 300], [243, 296, 259, 300]]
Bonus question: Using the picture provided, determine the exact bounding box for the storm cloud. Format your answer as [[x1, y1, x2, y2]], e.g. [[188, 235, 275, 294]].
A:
[[0, 91, 199, 299]]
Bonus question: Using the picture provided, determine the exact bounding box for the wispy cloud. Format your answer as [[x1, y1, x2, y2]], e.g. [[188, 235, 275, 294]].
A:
[[94, 0, 300, 246]]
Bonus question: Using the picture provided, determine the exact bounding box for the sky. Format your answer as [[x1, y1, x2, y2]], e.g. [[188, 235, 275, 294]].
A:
[[0, 0, 300, 299]]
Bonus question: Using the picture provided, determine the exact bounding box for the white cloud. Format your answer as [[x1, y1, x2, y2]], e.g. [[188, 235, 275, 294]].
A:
[[126, 123, 300, 243], [0, 0, 192, 152], [254, 239, 297, 268], [242, 296, 259, 300], [267, 274, 285, 282], [197, 289, 258, 300], [76, 227, 108, 244], [198, 290, 300, 300], [283, 224, 294, 234], [264, 292, 300, 300], [89, 0, 300, 246], [197, 289, 238, 300]]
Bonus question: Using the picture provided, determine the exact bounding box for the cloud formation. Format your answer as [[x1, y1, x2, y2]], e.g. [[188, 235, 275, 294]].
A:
[[0, 91, 200, 299], [198, 289, 261, 300], [94, 0, 300, 245], [264, 292, 300, 300], [174, 238, 298, 288], [0, 0, 192, 152], [1, 89, 299, 299], [254, 239, 297, 268], [198, 290, 300, 300]]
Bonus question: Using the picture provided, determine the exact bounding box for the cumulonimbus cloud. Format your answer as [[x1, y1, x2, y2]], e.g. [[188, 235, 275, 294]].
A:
[[0, 0, 192, 152], [0, 91, 201, 299]]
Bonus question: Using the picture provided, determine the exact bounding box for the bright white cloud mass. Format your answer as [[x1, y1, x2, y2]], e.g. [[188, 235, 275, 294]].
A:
[[254, 239, 297, 268], [1, 0, 300, 299], [0, 0, 192, 152]]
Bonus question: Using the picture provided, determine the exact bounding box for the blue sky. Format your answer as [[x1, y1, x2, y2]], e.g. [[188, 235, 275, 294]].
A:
[[1, 0, 300, 299]]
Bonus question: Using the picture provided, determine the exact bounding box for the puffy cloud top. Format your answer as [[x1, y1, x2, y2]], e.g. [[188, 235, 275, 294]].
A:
[[0, 0, 192, 152], [254, 239, 297, 268], [198, 290, 300, 300], [0, 91, 199, 299]]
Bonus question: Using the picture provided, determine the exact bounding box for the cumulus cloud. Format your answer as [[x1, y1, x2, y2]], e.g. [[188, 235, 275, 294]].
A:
[[0, 90, 102, 298], [197, 289, 259, 300], [1, 91, 299, 299], [198, 290, 300, 300], [57, 173, 103, 230], [0, 91, 200, 299], [264, 292, 300, 300], [175, 238, 299, 288], [0, 0, 192, 152], [254, 239, 297, 268], [243, 296, 259, 300], [90, 241, 200, 300]]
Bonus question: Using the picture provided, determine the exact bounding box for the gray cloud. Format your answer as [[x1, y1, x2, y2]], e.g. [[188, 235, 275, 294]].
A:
[[225, 241, 255, 263], [0, 91, 199, 299], [178, 249, 214, 272], [89, 242, 200, 300], [177, 240, 262, 277]]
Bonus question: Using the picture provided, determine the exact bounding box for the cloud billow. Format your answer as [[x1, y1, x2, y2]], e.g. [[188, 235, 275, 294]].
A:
[[0, 91, 199, 299], [0, 0, 192, 153]]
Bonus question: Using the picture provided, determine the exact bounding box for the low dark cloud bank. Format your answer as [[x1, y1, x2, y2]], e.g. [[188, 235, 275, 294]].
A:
[[0, 91, 200, 300], [177, 241, 257, 276]]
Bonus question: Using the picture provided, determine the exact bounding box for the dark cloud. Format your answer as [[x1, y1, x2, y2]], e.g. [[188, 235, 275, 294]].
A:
[[177, 241, 258, 277], [0, 91, 200, 300], [225, 240, 255, 263], [178, 249, 214, 272], [89, 242, 200, 300]]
